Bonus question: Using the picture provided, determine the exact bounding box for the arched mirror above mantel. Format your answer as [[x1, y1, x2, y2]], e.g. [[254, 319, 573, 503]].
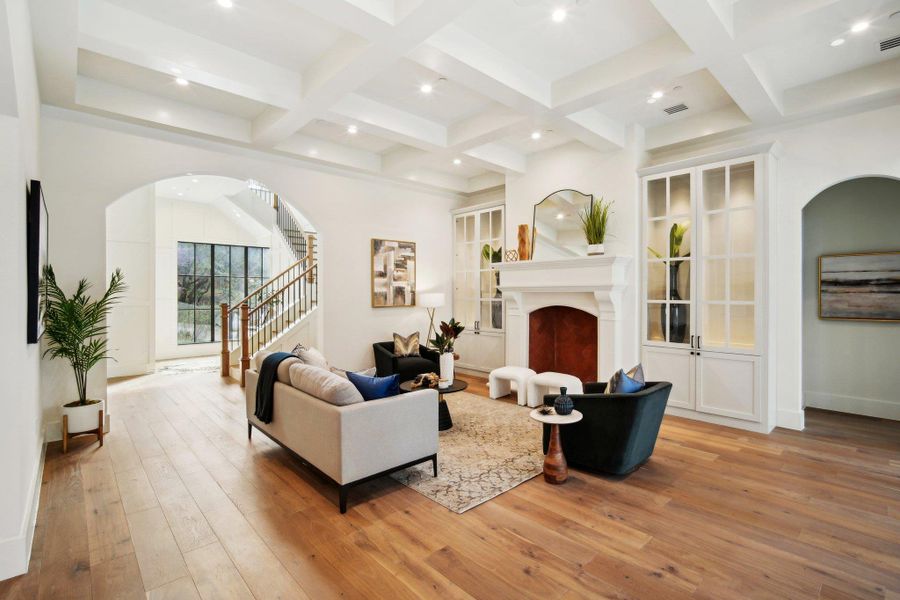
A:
[[531, 189, 593, 260]]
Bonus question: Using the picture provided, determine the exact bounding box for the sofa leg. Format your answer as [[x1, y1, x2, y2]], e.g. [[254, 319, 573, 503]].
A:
[[339, 485, 349, 514], [431, 454, 438, 477]]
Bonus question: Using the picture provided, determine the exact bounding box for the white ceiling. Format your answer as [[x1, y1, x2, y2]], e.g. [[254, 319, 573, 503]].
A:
[[30, 0, 900, 194], [155, 175, 249, 202]]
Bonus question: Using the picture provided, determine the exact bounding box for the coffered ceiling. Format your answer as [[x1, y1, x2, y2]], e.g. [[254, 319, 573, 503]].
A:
[[30, 0, 900, 193]]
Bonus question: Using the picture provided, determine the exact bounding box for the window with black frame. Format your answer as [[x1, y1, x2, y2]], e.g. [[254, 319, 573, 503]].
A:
[[177, 242, 270, 344]]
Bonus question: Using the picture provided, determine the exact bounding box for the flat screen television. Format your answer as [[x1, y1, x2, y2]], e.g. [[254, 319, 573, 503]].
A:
[[27, 179, 49, 343]]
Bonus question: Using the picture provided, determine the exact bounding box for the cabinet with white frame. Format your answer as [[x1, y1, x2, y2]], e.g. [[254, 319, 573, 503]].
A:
[[451, 201, 506, 374], [640, 149, 773, 432]]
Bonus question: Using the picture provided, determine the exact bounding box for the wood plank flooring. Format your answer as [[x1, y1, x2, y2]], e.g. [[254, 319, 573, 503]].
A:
[[1, 370, 898, 599]]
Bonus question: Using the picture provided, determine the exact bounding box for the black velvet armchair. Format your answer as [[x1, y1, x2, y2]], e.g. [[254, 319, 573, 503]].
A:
[[373, 342, 440, 382], [542, 381, 672, 475]]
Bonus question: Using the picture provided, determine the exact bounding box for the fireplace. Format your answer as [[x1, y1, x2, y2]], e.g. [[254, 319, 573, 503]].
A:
[[529, 306, 598, 382]]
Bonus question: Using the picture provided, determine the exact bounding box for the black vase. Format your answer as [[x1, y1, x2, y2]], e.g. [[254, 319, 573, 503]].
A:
[[660, 263, 688, 344], [554, 387, 574, 416]]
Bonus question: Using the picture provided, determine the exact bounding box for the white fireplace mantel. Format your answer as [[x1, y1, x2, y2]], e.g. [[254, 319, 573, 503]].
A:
[[494, 255, 632, 381]]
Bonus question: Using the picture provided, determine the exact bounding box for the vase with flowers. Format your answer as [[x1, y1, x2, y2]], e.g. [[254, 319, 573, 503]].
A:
[[429, 318, 465, 388]]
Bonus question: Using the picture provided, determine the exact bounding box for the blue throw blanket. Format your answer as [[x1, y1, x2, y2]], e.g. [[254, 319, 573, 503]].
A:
[[254, 352, 295, 424]]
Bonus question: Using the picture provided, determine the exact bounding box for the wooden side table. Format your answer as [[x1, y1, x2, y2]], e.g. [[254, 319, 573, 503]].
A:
[[529, 408, 583, 484]]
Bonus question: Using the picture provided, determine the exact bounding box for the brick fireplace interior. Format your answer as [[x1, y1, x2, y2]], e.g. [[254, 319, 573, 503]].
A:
[[528, 306, 598, 383]]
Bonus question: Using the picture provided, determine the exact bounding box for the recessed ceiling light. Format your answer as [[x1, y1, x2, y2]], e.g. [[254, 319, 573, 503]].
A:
[[556, 213, 565, 220], [851, 21, 869, 33], [646, 97, 657, 104], [453, 158, 462, 165], [175, 77, 189, 86], [186, 172, 193, 176], [191, 178, 199, 183], [420, 83, 433, 94], [171, 67, 182, 75], [217, 0, 234, 8], [177, 192, 184, 197], [652, 90, 664, 99], [830, 38, 845, 47], [309, 149, 318, 156], [551, 8, 567, 22], [531, 131, 542, 140], [347, 124, 358, 134]]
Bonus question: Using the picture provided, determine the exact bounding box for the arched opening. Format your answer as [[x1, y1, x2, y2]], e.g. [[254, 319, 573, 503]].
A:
[[802, 176, 900, 422], [105, 175, 316, 378]]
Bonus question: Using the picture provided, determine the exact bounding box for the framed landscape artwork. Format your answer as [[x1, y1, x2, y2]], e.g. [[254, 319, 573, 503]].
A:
[[371, 238, 416, 308], [818, 251, 900, 321]]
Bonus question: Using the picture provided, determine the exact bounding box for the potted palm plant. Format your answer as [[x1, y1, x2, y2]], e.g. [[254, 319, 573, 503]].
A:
[[580, 198, 612, 255], [42, 265, 126, 434]]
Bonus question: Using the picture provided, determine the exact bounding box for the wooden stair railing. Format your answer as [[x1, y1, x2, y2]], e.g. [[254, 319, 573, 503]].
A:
[[220, 240, 318, 386]]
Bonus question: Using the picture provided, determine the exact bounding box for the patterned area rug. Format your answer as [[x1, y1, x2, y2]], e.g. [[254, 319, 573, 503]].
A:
[[390, 391, 544, 513]]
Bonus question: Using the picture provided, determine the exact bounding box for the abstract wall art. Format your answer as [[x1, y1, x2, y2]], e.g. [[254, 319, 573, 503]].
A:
[[371, 238, 416, 308], [818, 251, 900, 321]]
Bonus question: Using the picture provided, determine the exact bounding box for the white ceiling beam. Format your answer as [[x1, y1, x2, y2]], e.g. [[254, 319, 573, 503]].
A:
[[251, 0, 478, 147], [782, 57, 900, 116], [463, 142, 526, 174], [328, 93, 446, 149], [29, 0, 78, 107], [78, 0, 302, 109], [282, 0, 392, 39], [649, 0, 784, 123], [467, 171, 505, 193], [645, 104, 751, 149], [75, 76, 252, 142], [559, 109, 625, 152], [274, 132, 382, 173]]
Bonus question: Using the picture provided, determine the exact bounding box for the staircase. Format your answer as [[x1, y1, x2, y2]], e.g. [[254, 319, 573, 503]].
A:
[[220, 182, 318, 386]]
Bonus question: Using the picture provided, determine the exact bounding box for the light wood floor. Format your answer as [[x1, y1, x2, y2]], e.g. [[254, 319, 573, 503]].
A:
[[2, 370, 898, 599]]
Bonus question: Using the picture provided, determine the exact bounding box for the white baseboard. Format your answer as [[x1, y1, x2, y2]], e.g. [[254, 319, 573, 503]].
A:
[[805, 391, 900, 421], [776, 409, 805, 431], [0, 438, 46, 581], [664, 406, 773, 433]]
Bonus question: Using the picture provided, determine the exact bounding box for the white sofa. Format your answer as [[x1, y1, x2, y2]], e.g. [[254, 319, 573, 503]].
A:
[[244, 366, 439, 513]]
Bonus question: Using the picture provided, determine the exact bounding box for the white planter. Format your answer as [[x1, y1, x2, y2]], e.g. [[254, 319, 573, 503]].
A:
[[587, 243, 605, 256], [62, 400, 103, 434], [439, 352, 455, 387]]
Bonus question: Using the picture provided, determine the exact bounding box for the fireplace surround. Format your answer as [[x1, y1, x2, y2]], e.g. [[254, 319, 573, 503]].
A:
[[494, 255, 631, 383]]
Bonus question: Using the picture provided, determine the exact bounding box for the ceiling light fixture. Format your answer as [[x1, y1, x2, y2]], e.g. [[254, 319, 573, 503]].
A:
[[191, 178, 199, 183], [851, 21, 869, 33], [171, 67, 182, 75], [556, 213, 565, 220], [652, 90, 664, 99], [551, 8, 567, 22], [453, 158, 462, 165], [217, 0, 234, 8], [420, 83, 433, 94], [175, 77, 189, 86], [347, 124, 358, 134], [309, 149, 318, 156], [646, 97, 657, 104], [531, 131, 542, 140], [830, 37, 845, 47]]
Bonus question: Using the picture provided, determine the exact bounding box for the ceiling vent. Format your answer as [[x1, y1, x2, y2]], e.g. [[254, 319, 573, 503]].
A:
[[663, 103, 689, 115], [880, 35, 900, 52]]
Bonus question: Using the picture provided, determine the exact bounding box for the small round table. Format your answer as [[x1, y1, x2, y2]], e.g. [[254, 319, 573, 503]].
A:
[[400, 379, 468, 431], [529, 408, 583, 484]]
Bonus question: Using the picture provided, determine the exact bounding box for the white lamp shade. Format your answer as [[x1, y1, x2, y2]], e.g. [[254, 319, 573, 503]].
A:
[[419, 292, 445, 308]]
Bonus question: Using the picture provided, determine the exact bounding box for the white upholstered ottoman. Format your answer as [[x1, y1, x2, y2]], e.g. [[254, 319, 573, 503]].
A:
[[488, 366, 536, 406], [527, 372, 583, 408]]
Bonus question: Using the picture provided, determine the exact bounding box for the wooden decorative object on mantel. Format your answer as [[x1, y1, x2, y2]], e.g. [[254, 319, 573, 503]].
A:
[[62, 409, 104, 454], [517, 224, 531, 260]]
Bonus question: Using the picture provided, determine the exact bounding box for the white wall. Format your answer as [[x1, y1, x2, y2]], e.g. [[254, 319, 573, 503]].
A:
[[802, 177, 900, 420], [39, 109, 460, 426], [0, 0, 43, 580]]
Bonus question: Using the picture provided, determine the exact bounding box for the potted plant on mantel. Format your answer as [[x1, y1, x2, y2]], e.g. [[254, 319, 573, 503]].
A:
[[580, 198, 612, 255], [430, 318, 464, 388], [42, 265, 126, 437]]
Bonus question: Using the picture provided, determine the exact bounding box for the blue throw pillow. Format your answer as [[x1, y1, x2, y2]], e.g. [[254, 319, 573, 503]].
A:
[[347, 371, 400, 401], [616, 369, 645, 393]]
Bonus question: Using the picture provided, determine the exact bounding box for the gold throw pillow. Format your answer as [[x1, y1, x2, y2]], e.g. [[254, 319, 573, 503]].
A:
[[393, 332, 420, 357]]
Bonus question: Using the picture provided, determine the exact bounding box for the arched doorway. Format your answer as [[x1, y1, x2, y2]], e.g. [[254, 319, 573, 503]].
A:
[[105, 175, 316, 378], [802, 176, 900, 421]]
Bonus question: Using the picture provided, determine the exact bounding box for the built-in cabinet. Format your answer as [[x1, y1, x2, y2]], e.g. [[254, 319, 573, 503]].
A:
[[452, 203, 506, 373], [641, 154, 770, 430]]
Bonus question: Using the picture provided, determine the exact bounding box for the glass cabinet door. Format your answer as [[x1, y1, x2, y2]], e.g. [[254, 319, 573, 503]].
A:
[[698, 159, 759, 353], [454, 206, 504, 332], [644, 171, 694, 346]]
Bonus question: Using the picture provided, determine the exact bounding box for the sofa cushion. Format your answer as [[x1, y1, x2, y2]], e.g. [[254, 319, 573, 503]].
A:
[[291, 344, 329, 370], [607, 363, 645, 393], [392, 332, 420, 357], [331, 366, 377, 379], [346, 371, 400, 401], [254, 351, 301, 383], [288, 363, 364, 406]]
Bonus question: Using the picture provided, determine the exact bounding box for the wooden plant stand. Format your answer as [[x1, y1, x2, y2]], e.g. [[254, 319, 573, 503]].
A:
[[62, 409, 104, 454]]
